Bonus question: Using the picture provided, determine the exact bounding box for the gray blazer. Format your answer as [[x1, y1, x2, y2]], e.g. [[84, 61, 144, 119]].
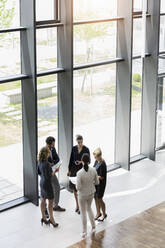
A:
[[77, 166, 99, 197]]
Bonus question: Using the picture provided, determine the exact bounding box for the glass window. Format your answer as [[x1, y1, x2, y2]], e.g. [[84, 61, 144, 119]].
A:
[[0, 81, 23, 205], [37, 75, 58, 151], [0, 32, 20, 77], [159, 16, 165, 52], [36, 0, 56, 22], [158, 58, 165, 74], [74, 22, 116, 65], [36, 28, 57, 72], [74, 0, 117, 21], [134, 0, 142, 12], [130, 59, 142, 157], [74, 64, 116, 165], [133, 18, 143, 56], [156, 78, 165, 148], [0, 0, 19, 29], [161, 0, 165, 13]]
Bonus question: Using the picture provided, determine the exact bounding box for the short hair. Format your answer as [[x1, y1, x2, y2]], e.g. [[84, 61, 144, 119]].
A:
[[93, 148, 102, 158], [38, 146, 50, 162], [76, 134, 83, 141], [46, 136, 55, 145]]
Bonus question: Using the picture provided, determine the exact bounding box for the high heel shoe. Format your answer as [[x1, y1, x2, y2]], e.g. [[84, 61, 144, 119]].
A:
[[41, 218, 49, 226], [98, 214, 107, 222], [95, 213, 102, 220], [49, 219, 59, 228]]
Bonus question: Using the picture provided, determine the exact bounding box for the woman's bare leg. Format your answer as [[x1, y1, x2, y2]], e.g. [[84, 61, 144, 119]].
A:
[[48, 199, 57, 224], [41, 198, 46, 219], [98, 198, 106, 218], [74, 190, 79, 210], [95, 197, 101, 218]]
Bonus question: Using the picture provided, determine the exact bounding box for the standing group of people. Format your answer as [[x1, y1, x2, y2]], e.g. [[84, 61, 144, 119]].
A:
[[38, 135, 107, 237]]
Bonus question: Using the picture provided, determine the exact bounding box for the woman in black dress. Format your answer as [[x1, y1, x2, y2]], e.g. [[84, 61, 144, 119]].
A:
[[93, 148, 107, 222], [68, 135, 90, 214], [38, 146, 58, 227]]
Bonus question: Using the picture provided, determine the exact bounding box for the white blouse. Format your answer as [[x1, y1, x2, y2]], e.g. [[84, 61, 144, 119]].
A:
[[77, 166, 99, 197]]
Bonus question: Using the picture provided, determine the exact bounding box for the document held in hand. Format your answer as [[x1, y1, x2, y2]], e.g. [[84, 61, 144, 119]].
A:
[[52, 160, 62, 172], [69, 176, 77, 185]]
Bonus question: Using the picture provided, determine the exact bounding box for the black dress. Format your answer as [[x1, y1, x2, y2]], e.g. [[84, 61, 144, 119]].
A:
[[68, 145, 90, 177], [68, 145, 90, 191], [94, 160, 107, 198], [38, 161, 54, 200]]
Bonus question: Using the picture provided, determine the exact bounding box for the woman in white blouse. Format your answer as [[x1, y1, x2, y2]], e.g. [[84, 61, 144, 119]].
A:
[[77, 153, 99, 238]]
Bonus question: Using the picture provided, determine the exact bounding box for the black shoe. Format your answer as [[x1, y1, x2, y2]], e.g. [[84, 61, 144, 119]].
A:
[[49, 219, 59, 228], [53, 206, 66, 212], [45, 208, 49, 218], [95, 213, 102, 220], [41, 218, 49, 226], [98, 214, 107, 222], [75, 208, 79, 213]]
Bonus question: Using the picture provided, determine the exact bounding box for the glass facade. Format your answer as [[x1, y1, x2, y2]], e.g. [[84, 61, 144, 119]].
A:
[[37, 75, 58, 151], [0, 0, 164, 209], [0, 81, 23, 205], [74, 0, 117, 21], [36, 28, 57, 71], [73, 65, 116, 165], [130, 59, 142, 157], [0, 32, 20, 77]]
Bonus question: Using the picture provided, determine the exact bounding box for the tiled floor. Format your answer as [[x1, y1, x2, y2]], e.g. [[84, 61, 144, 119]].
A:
[[1, 159, 165, 247]]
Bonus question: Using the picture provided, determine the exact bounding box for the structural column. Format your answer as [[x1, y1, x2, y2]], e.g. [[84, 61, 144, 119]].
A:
[[115, 0, 133, 170], [57, 0, 73, 185], [141, 0, 161, 160], [20, 0, 38, 205]]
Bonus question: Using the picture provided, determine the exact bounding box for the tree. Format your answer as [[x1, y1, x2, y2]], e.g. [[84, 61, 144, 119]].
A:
[[0, 0, 15, 33], [74, 12, 112, 94]]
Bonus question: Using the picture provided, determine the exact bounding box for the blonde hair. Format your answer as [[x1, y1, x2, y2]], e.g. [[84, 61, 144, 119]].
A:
[[93, 148, 102, 158], [38, 146, 50, 162]]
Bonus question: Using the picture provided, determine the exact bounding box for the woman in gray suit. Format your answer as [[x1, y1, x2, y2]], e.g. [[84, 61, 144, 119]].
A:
[[77, 153, 99, 238]]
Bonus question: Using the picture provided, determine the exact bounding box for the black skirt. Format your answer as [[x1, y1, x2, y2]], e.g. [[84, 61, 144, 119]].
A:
[[95, 183, 106, 198], [40, 180, 54, 200]]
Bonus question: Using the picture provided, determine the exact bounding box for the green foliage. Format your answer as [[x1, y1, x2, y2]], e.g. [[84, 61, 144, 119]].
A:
[[74, 12, 110, 42], [0, 0, 15, 39], [0, 0, 15, 28], [133, 73, 141, 83]]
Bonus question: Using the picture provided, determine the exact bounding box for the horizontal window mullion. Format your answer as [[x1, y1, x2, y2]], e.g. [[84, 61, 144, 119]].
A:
[[36, 20, 61, 26], [159, 51, 165, 55], [74, 58, 124, 71], [0, 27, 26, 33], [37, 68, 65, 77], [132, 53, 151, 60], [73, 17, 124, 25], [0, 74, 29, 84], [133, 14, 151, 19], [36, 23, 63, 30]]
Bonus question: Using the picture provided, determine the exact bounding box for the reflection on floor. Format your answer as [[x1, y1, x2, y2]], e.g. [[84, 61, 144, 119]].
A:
[[68, 202, 165, 248], [0, 177, 22, 205], [1, 159, 165, 248]]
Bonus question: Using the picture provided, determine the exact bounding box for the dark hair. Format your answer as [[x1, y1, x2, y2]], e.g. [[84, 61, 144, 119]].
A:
[[76, 134, 83, 141], [46, 136, 55, 145], [81, 153, 90, 172]]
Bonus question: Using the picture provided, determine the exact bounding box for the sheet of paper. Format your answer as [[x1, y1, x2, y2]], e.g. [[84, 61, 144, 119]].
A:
[[52, 160, 62, 172], [69, 177, 77, 185]]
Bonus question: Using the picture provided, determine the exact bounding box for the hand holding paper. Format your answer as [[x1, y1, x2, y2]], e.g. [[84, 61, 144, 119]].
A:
[[52, 160, 62, 172]]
